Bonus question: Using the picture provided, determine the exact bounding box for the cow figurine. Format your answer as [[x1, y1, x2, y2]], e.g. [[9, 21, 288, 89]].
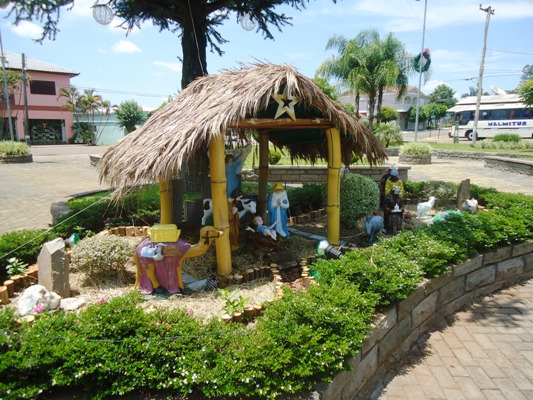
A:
[[365, 215, 383, 243], [417, 196, 436, 219], [202, 196, 257, 226]]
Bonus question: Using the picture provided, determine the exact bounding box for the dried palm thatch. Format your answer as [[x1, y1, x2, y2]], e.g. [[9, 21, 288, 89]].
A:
[[98, 63, 386, 195]]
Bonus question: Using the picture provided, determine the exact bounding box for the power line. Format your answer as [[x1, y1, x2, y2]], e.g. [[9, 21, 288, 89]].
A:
[[488, 49, 533, 57]]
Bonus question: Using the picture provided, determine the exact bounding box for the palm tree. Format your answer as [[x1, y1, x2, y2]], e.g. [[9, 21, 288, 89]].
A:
[[113, 100, 146, 134], [317, 30, 411, 129]]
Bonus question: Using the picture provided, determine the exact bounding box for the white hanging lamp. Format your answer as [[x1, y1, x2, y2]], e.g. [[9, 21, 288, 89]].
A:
[[92, 2, 114, 25], [237, 12, 256, 31]]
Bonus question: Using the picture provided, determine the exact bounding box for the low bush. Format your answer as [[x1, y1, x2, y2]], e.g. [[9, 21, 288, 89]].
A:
[[403, 180, 458, 204], [492, 133, 521, 143], [339, 173, 379, 228], [0, 141, 31, 156], [399, 142, 432, 156], [287, 183, 326, 216], [373, 121, 403, 148], [70, 235, 134, 280]]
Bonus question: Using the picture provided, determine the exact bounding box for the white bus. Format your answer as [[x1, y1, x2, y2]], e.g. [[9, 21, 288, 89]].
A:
[[448, 94, 533, 140]]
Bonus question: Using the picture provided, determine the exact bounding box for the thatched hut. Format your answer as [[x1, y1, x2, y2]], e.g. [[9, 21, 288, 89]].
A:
[[99, 63, 387, 276]]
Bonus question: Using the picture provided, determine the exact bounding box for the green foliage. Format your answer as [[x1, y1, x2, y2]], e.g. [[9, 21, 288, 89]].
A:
[[313, 246, 422, 306], [268, 148, 282, 165], [218, 288, 248, 316], [70, 235, 134, 279], [517, 79, 533, 107], [378, 106, 398, 123], [373, 121, 403, 147], [473, 139, 533, 150], [287, 183, 326, 216], [340, 173, 379, 228], [407, 105, 430, 123], [113, 100, 147, 133], [429, 84, 457, 108], [399, 142, 432, 156], [492, 133, 522, 143], [312, 77, 339, 101], [6, 257, 29, 278], [0, 141, 31, 156], [51, 186, 162, 239], [0, 229, 53, 282]]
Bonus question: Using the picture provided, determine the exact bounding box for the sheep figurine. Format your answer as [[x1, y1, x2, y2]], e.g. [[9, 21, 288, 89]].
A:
[[462, 198, 478, 213], [365, 215, 384, 243], [417, 196, 436, 218]]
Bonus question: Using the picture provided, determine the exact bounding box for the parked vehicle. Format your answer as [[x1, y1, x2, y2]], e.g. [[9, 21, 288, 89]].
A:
[[448, 94, 533, 140]]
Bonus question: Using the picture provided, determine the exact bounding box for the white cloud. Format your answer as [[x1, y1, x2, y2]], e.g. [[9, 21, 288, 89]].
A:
[[9, 21, 42, 39], [153, 61, 182, 73], [113, 40, 141, 53]]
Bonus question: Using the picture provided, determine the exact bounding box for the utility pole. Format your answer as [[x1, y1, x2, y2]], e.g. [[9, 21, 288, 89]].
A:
[[22, 53, 30, 141], [472, 4, 494, 145], [414, 0, 428, 142]]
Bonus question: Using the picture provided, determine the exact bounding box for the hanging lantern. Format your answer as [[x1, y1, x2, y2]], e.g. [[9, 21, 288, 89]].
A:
[[238, 13, 256, 31], [92, 3, 114, 25]]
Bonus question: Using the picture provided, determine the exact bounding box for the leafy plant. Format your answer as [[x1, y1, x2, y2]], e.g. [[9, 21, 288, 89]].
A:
[[399, 142, 432, 156], [70, 235, 134, 280], [373, 121, 403, 148], [218, 288, 248, 316], [5, 257, 29, 278], [0, 141, 31, 156], [340, 173, 379, 228]]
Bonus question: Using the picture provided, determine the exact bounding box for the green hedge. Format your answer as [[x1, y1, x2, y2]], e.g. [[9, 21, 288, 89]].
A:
[[0, 186, 532, 399]]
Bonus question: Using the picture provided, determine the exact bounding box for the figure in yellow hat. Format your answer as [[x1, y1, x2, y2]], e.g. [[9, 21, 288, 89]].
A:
[[268, 182, 290, 238]]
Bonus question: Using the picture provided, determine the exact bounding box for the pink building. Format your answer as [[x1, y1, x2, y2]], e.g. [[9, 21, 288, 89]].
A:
[[1, 51, 79, 143]]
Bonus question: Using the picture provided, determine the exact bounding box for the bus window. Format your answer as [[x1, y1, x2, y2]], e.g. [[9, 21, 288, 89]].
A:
[[490, 109, 510, 120], [456, 111, 474, 125], [481, 110, 490, 120]]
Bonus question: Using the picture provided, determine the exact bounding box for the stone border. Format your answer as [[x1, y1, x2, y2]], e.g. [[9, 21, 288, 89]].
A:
[[434, 149, 531, 160], [484, 156, 533, 176], [0, 154, 33, 163], [311, 241, 533, 400]]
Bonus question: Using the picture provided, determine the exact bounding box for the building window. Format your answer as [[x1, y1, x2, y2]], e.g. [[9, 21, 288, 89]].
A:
[[30, 80, 56, 95]]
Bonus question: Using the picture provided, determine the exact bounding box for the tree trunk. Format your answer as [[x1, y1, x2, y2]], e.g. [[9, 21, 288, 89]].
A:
[[180, 19, 208, 89], [376, 87, 384, 124]]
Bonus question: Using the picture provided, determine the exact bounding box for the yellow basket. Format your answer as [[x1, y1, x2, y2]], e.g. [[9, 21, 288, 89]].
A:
[[148, 224, 181, 242]]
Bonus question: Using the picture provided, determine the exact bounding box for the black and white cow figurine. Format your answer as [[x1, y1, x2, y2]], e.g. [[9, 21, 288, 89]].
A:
[[202, 196, 257, 226]]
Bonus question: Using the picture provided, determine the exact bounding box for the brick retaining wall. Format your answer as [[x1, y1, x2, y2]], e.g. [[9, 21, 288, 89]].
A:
[[243, 165, 411, 185], [484, 156, 533, 176], [310, 241, 533, 400]]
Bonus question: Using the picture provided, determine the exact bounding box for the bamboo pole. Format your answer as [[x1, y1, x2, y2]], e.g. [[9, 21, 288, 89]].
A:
[[326, 128, 341, 245], [258, 130, 269, 220], [209, 134, 232, 276], [159, 177, 173, 224]]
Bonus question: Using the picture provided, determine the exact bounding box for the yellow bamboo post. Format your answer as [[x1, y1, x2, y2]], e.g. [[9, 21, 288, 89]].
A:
[[258, 130, 269, 220], [326, 128, 341, 246], [159, 177, 173, 224], [209, 134, 232, 276]]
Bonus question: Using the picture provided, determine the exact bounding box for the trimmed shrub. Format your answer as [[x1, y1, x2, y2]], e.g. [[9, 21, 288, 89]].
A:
[[0, 141, 31, 156], [493, 133, 521, 143], [340, 173, 379, 228], [288, 183, 326, 216], [70, 234, 134, 279], [399, 142, 432, 156]]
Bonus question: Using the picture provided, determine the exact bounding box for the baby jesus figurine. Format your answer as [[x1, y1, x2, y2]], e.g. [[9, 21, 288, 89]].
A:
[[246, 215, 277, 240]]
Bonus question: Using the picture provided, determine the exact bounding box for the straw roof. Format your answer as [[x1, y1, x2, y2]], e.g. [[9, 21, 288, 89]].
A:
[[98, 63, 386, 194]]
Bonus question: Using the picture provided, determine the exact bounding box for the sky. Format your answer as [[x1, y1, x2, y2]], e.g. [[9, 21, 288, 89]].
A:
[[0, 0, 532, 111]]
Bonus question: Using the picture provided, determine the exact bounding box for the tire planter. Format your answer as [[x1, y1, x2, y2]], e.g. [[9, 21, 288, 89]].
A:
[[398, 154, 431, 165], [0, 154, 33, 163]]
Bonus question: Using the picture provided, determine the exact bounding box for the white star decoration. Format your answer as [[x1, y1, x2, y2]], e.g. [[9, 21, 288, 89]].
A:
[[272, 88, 299, 120]]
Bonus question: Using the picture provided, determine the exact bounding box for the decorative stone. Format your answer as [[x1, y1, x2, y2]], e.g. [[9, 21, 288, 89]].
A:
[[37, 238, 70, 298], [398, 154, 432, 165]]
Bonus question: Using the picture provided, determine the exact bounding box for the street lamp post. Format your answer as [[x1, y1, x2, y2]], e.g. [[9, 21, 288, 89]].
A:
[[414, 0, 428, 143]]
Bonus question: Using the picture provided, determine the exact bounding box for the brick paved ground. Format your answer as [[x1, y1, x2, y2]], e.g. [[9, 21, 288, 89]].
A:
[[372, 279, 533, 400]]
